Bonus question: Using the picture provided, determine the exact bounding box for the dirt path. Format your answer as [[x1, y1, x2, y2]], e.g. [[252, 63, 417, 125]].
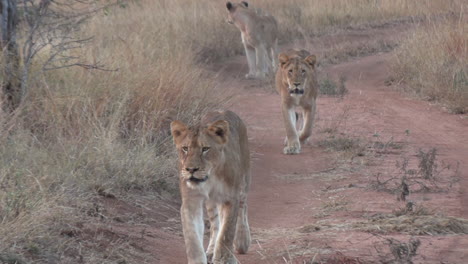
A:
[[152, 24, 468, 263]]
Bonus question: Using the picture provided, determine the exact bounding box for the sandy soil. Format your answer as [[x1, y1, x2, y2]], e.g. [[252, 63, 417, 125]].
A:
[[132, 23, 468, 263]]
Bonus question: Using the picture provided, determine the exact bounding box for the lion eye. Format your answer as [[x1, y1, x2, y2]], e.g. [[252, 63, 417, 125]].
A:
[[288, 69, 293, 73], [301, 69, 306, 74], [202, 147, 210, 153], [182, 146, 188, 153]]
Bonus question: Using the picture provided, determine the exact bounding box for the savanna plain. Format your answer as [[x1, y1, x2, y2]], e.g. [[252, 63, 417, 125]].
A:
[[0, 0, 467, 263]]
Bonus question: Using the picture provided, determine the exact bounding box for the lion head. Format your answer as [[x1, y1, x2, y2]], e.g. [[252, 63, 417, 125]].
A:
[[170, 120, 229, 184], [226, 1, 249, 24], [278, 50, 317, 96]]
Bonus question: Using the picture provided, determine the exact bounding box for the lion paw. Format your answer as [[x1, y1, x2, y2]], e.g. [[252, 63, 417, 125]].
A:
[[212, 257, 237, 264], [206, 251, 214, 263], [245, 73, 256, 79], [283, 144, 301, 155]]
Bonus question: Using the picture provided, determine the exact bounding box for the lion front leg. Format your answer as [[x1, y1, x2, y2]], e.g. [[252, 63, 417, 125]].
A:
[[242, 34, 256, 79], [181, 197, 207, 264], [271, 39, 279, 73], [205, 201, 219, 262], [299, 102, 316, 144], [213, 200, 239, 264], [282, 106, 301, 154], [234, 192, 250, 254]]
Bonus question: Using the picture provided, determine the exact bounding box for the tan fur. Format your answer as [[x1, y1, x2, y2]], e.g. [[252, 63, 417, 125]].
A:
[[226, 1, 278, 79], [171, 110, 251, 264], [275, 49, 319, 154]]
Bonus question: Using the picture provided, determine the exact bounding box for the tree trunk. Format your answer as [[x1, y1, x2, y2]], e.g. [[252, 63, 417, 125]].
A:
[[1, 0, 20, 112]]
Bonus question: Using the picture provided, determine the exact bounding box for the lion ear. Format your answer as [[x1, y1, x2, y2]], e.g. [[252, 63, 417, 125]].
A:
[[207, 120, 230, 145], [305, 55, 317, 68], [279, 53, 289, 67], [226, 2, 233, 11], [241, 1, 248, 7], [171, 120, 188, 145]]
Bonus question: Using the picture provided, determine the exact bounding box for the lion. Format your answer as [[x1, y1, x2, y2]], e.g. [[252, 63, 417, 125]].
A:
[[226, 1, 278, 79], [170, 110, 251, 264], [275, 49, 319, 155]]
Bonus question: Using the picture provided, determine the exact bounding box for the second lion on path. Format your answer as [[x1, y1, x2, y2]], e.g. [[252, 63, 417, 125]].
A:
[[276, 49, 319, 155], [226, 1, 278, 79], [171, 110, 251, 264]]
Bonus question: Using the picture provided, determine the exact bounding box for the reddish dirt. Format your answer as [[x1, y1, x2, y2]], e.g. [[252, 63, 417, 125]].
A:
[[137, 24, 468, 263]]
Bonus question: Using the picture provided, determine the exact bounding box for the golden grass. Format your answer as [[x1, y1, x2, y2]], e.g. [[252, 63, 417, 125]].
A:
[[392, 17, 468, 113], [355, 212, 468, 235], [253, 0, 462, 40], [0, 0, 466, 262], [1, 1, 228, 262]]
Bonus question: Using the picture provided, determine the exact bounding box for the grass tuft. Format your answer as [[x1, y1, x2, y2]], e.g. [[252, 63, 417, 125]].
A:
[[319, 75, 348, 97], [356, 212, 468, 235], [392, 18, 468, 113]]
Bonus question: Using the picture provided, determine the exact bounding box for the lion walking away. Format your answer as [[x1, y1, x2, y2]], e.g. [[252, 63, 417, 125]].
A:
[[226, 1, 278, 79]]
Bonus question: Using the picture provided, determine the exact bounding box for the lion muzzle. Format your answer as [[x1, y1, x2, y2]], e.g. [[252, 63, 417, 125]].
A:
[[188, 175, 208, 183], [289, 88, 304, 95]]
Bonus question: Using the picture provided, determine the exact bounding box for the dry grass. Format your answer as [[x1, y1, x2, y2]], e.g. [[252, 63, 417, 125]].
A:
[[355, 211, 468, 235], [0, 0, 466, 263], [392, 17, 468, 113], [322, 39, 398, 65], [370, 148, 459, 194], [319, 75, 348, 97], [318, 135, 366, 158], [322, 196, 349, 212], [261, 0, 462, 41], [0, 1, 229, 262]]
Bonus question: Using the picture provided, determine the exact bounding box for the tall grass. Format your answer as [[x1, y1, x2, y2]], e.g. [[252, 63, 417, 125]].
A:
[[0, 1, 229, 262], [0, 0, 465, 263], [249, 0, 462, 41], [392, 18, 467, 113]]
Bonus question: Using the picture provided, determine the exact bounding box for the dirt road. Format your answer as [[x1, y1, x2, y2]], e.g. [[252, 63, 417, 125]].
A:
[[152, 25, 468, 263]]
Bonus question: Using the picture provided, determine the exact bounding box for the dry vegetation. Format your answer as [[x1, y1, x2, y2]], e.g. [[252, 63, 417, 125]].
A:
[[0, 0, 466, 263], [392, 16, 468, 113], [263, 0, 462, 40], [0, 1, 229, 262], [355, 203, 468, 235]]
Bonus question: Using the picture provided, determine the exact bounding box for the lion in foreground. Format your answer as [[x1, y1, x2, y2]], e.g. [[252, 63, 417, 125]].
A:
[[226, 1, 278, 79], [276, 49, 319, 154], [170, 110, 251, 264]]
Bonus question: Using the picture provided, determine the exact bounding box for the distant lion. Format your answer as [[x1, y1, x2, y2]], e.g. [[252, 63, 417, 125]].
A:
[[170, 110, 251, 264], [276, 49, 319, 154], [226, 1, 278, 79]]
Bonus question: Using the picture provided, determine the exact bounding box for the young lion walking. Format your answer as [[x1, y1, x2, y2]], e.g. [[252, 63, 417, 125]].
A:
[[226, 1, 278, 79], [170, 110, 251, 264], [276, 49, 319, 155]]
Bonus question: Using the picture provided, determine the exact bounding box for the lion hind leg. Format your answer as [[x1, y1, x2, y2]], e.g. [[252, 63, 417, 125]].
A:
[[255, 45, 269, 79]]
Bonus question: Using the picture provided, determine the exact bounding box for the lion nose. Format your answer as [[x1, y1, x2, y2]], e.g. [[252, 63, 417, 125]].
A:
[[185, 167, 199, 174], [293, 82, 301, 87]]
